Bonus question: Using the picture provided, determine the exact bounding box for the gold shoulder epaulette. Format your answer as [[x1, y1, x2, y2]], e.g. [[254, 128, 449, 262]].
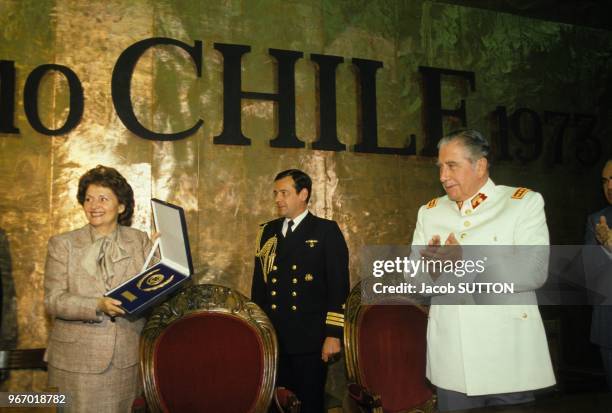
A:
[[426, 198, 438, 209], [254, 223, 267, 252], [511, 187, 530, 200], [255, 222, 278, 283]]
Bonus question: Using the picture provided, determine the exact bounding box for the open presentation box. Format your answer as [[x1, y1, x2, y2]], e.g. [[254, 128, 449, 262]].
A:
[[105, 199, 193, 316]]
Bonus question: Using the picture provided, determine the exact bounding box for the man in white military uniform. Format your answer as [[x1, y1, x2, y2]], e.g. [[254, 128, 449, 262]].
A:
[[411, 129, 555, 411]]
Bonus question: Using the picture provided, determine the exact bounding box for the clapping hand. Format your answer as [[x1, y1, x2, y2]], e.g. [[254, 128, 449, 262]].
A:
[[595, 216, 612, 251], [420, 233, 463, 280]]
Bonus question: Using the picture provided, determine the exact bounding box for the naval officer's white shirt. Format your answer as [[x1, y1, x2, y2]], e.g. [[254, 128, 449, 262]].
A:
[[411, 178, 555, 396], [282, 209, 308, 237]]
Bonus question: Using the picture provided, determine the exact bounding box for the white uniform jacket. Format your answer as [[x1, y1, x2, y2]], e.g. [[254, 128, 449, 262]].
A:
[[411, 178, 556, 396]]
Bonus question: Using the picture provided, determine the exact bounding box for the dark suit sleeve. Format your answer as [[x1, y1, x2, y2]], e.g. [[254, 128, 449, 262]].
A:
[[585, 214, 598, 245], [251, 256, 267, 308], [324, 221, 350, 338], [583, 212, 612, 303]]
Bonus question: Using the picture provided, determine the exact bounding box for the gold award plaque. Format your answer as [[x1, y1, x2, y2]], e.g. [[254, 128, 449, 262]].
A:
[[121, 290, 138, 302], [137, 268, 175, 292]]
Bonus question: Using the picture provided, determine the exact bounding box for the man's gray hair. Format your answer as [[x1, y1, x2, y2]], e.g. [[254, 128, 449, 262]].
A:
[[438, 129, 491, 165]]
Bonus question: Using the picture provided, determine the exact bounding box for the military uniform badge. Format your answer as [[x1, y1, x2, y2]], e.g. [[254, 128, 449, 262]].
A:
[[471, 192, 488, 209], [511, 187, 530, 200], [305, 239, 318, 248], [426, 198, 438, 209]]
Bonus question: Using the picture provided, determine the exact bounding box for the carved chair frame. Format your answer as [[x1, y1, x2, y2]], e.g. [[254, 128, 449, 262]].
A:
[[140, 283, 278, 413], [343, 281, 435, 413]]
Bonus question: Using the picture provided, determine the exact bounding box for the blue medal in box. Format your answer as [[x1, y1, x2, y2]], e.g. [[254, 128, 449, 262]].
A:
[[105, 199, 194, 317]]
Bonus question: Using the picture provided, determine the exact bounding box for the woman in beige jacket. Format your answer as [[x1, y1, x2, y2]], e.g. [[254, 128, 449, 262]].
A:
[[45, 165, 152, 412]]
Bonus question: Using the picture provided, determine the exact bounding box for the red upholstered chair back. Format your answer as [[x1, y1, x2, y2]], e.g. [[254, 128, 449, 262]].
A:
[[141, 284, 277, 413], [154, 313, 263, 412], [358, 306, 431, 412], [344, 283, 433, 413]]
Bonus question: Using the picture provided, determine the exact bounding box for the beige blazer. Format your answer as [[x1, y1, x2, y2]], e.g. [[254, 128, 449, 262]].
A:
[[44, 224, 152, 373]]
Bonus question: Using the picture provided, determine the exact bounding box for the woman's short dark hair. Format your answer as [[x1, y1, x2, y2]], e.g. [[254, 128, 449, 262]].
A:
[[77, 165, 135, 226], [274, 169, 312, 202]]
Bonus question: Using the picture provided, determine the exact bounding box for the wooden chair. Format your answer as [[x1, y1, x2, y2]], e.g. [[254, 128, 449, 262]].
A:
[[139, 283, 297, 413], [343, 281, 435, 413]]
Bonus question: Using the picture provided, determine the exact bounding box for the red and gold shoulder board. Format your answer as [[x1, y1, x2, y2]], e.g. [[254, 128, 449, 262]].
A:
[[511, 187, 530, 200], [426, 198, 438, 209]]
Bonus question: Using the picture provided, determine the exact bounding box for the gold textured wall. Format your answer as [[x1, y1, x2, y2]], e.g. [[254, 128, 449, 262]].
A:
[[1, 0, 611, 391]]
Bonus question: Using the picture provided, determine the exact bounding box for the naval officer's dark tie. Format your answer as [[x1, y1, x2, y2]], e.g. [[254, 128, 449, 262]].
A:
[[286, 220, 294, 237]]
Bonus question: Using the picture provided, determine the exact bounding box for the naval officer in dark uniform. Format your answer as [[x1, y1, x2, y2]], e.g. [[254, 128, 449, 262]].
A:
[[251, 169, 350, 413]]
